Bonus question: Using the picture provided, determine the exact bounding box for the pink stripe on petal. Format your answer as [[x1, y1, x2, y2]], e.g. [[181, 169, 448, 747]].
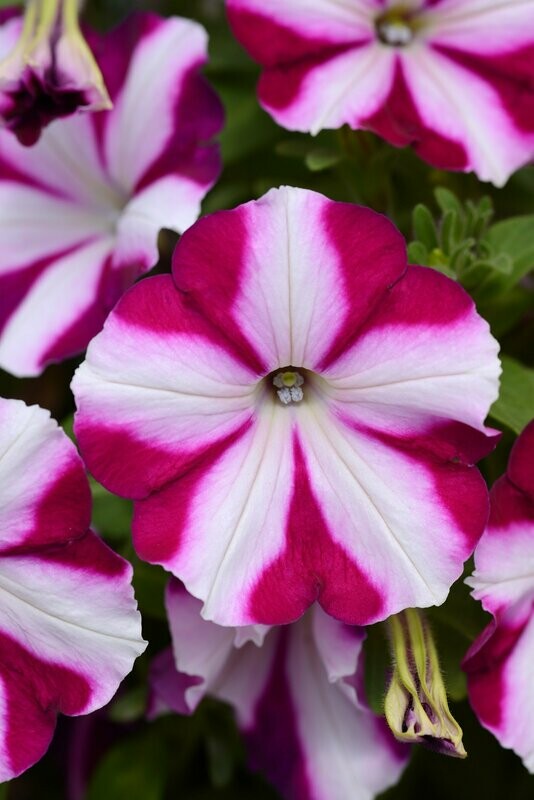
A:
[[0, 631, 91, 779], [317, 201, 407, 369], [172, 207, 267, 373], [39, 253, 141, 369], [362, 59, 468, 170], [244, 630, 312, 800], [366, 426, 490, 553], [465, 619, 526, 731], [249, 436, 384, 625], [133, 67, 223, 194], [37, 531, 129, 580], [508, 420, 534, 499], [227, 6, 363, 68], [434, 44, 534, 135], [0, 244, 87, 338], [132, 422, 253, 567]]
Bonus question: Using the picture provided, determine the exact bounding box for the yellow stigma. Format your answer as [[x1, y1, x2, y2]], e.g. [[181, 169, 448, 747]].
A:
[[281, 371, 299, 388]]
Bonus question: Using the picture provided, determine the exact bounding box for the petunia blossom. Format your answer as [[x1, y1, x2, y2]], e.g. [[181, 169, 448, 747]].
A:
[[0, 11, 223, 378], [72, 186, 500, 628], [0, 1, 111, 146], [464, 419, 534, 771], [226, 0, 534, 186], [0, 396, 146, 781], [150, 579, 408, 800]]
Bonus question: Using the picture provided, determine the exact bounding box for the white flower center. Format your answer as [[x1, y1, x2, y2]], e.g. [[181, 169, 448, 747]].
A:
[[273, 370, 304, 405], [377, 19, 413, 46]]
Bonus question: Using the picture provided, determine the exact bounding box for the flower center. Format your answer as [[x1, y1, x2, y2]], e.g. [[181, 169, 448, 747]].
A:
[[375, 6, 418, 47], [273, 370, 304, 405]]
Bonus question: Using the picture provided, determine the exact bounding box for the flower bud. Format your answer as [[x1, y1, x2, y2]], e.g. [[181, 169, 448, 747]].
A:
[[384, 608, 467, 758], [0, 0, 110, 145]]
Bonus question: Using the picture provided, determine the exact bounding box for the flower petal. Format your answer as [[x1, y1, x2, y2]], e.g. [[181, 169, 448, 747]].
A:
[[101, 14, 223, 194], [320, 265, 501, 461], [265, 608, 407, 800], [155, 584, 407, 800], [0, 532, 145, 780], [0, 238, 115, 376], [250, 403, 489, 624], [73, 275, 259, 499], [0, 397, 146, 781], [164, 580, 275, 726], [465, 421, 534, 771], [398, 46, 534, 186], [132, 401, 295, 621], [0, 400, 90, 552], [173, 186, 407, 373], [426, 0, 534, 54]]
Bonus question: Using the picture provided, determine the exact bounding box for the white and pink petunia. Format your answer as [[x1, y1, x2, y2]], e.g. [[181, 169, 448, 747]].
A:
[[150, 579, 408, 800], [0, 396, 146, 781], [73, 186, 501, 628], [464, 420, 534, 771], [226, 0, 534, 186], [0, 11, 223, 377]]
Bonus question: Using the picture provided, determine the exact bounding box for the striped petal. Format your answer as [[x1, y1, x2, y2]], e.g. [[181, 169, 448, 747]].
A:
[[74, 187, 499, 627], [0, 398, 146, 781], [153, 583, 408, 800], [0, 13, 222, 377], [465, 421, 534, 771]]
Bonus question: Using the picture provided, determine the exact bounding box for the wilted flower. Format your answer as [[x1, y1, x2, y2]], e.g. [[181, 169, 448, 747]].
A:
[[0, 0, 110, 146], [226, 0, 534, 186], [0, 397, 146, 781], [73, 186, 500, 628], [464, 420, 534, 771], [0, 12, 223, 377], [150, 580, 408, 800], [385, 608, 466, 758]]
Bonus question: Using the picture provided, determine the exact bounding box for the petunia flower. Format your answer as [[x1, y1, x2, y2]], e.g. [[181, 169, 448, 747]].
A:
[[226, 0, 534, 186], [149, 579, 409, 800], [72, 186, 501, 628], [464, 419, 534, 771], [0, 11, 223, 378], [0, 0, 111, 146], [0, 396, 146, 781]]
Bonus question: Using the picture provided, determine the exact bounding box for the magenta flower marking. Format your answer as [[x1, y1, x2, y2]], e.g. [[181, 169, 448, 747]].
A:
[[0, 12, 223, 377], [0, 2, 111, 146], [226, 0, 534, 185], [0, 397, 146, 781], [72, 187, 501, 628], [150, 580, 409, 800], [464, 420, 534, 771]]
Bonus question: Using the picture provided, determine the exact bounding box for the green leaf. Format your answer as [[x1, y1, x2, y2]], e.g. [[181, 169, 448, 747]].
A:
[[413, 204, 438, 250], [485, 215, 534, 290], [132, 557, 168, 619], [407, 241, 428, 265], [434, 187, 462, 215], [362, 623, 390, 715], [90, 479, 132, 542], [87, 733, 169, 800], [304, 148, 341, 171], [108, 686, 147, 724], [490, 355, 534, 434]]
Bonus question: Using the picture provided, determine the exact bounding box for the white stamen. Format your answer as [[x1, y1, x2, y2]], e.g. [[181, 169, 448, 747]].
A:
[[378, 21, 413, 46], [273, 371, 304, 405]]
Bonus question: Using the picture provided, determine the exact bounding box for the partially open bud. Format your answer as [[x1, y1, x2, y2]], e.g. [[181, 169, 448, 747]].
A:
[[384, 608, 467, 758], [0, 0, 110, 146]]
